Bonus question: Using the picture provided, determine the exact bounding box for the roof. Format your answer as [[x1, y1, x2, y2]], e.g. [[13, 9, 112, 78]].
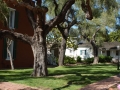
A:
[[100, 41, 120, 50], [78, 41, 120, 50], [78, 43, 92, 47]]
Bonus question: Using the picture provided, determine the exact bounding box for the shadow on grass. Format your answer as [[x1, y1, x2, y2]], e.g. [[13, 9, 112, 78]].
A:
[[0, 70, 32, 82], [0, 64, 119, 90], [52, 74, 111, 90], [50, 64, 119, 89]]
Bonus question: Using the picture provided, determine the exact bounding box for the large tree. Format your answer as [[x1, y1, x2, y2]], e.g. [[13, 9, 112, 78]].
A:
[[53, 0, 93, 66], [0, 0, 75, 77], [78, 0, 118, 64]]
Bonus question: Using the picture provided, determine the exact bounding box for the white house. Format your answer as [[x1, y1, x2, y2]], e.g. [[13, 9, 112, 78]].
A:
[[65, 43, 93, 60], [65, 42, 120, 61]]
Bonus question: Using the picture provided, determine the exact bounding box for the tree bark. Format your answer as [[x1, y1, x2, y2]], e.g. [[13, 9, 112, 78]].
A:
[[31, 43, 47, 76], [91, 42, 99, 64], [7, 47, 14, 70], [7, 39, 14, 70], [58, 37, 67, 66], [31, 27, 48, 77], [93, 56, 99, 64]]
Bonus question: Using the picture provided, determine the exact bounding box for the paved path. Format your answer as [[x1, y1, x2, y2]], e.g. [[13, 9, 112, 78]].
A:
[[80, 74, 120, 90]]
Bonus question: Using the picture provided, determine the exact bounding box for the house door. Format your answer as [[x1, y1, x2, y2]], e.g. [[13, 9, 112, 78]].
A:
[[107, 50, 110, 56]]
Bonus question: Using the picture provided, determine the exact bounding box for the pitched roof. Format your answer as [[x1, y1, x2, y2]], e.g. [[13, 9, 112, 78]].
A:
[[100, 41, 120, 50], [78, 41, 120, 50], [78, 43, 92, 47]]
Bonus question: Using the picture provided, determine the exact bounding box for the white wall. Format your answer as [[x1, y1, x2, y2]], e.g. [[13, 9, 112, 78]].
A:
[[65, 47, 94, 60], [98, 49, 118, 57], [66, 47, 120, 60]]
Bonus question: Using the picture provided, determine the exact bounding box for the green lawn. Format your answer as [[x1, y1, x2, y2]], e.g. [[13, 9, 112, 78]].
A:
[[0, 64, 119, 90]]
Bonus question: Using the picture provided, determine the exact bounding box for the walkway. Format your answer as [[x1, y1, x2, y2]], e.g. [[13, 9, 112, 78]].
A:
[[80, 74, 120, 90]]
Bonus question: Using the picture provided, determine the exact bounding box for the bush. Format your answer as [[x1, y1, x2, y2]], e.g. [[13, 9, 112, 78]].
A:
[[99, 55, 106, 63], [99, 55, 112, 63], [64, 56, 77, 64], [105, 56, 112, 62], [77, 56, 82, 63], [55, 57, 58, 65], [83, 57, 94, 64]]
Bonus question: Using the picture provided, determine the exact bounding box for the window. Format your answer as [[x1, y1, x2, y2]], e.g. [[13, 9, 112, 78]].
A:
[[9, 8, 15, 29], [6, 38, 14, 60], [3, 38, 17, 60], [107, 50, 110, 56], [70, 49, 72, 53], [80, 50, 86, 55], [102, 51, 105, 53], [116, 50, 119, 56]]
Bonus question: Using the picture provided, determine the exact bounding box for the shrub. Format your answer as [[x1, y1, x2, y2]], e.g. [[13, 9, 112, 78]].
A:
[[99, 55, 106, 63], [83, 57, 94, 64], [77, 56, 82, 63], [64, 56, 77, 64], [55, 57, 58, 65], [99, 55, 112, 63], [105, 56, 112, 62]]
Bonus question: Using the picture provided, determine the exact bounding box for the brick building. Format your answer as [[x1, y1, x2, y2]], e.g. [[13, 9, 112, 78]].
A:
[[0, 1, 34, 69]]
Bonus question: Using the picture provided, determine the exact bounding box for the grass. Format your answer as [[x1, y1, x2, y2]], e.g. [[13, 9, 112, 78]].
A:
[[0, 63, 119, 90]]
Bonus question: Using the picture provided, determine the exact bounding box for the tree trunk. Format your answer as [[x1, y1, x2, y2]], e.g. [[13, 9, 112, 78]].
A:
[[93, 56, 99, 64], [7, 39, 14, 70], [31, 27, 48, 77], [7, 47, 14, 70], [58, 37, 67, 66], [92, 44, 99, 64], [31, 42, 47, 77]]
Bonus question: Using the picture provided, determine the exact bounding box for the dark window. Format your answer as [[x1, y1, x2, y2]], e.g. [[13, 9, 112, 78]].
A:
[[80, 50, 86, 55], [102, 51, 105, 53], [107, 51, 110, 56], [85, 50, 86, 55], [116, 50, 119, 55]]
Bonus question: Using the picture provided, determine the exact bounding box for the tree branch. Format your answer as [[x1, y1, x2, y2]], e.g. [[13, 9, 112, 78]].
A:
[[0, 10, 8, 26], [92, 28, 100, 41], [53, 0, 58, 16], [82, 34, 90, 42], [68, 19, 77, 28], [0, 29, 32, 44], [46, 0, 75, 32], [25, 9, 36, 30]]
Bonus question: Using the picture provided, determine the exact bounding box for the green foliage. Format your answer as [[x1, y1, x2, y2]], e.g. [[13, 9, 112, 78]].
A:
[[82, 55, 112, 64], [0, 0, 9, 23], [83, 58, 94, 64], [64, 56, 77, 64], [67, 37, 78, 49], [55, 57, 58, 65], [77, 56, 81, 63], [46, 28, 62, 45], [91, 0, 118, 14], [45, 0, 68, 19], [109, 30, 120, 42], [77, 0, 117, 48], [99, 55, 112, 63]]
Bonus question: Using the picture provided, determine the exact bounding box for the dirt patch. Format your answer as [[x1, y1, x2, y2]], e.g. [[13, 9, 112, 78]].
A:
[[0, 82, 41, 90]]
